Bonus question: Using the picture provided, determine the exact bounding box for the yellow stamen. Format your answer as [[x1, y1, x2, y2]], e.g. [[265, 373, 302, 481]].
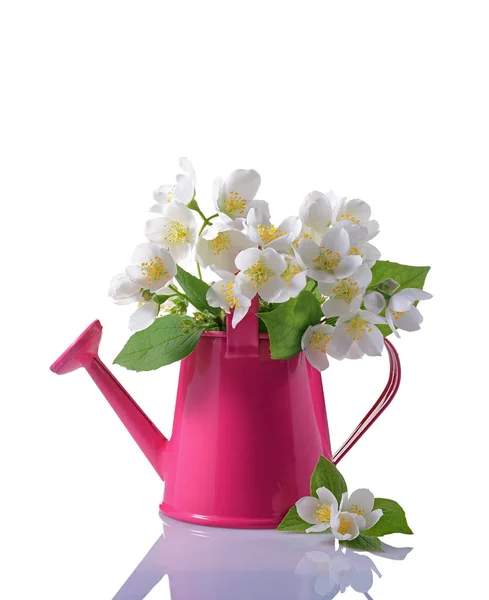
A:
[[314, 504, 332, 522], [349, 246, 363, 257], [348, 503, 365, 517], [221, 282, 240, 308], [224, 191, 247, 215], [391, 310, 405, 321], [338, 212, 360, 224], [257, 223, 283, 245], [346, 317, 373, 340], [164, 221, 188, 244], [140, 256, 167, 283], [245, 259, 274, 289], [312, 246, 342, 271], [337, 516, 351, 535], [209, 232, 232, 255], [293, 232, 313, 249], [332, 278, 359, 302], [281, 262, 302, 286], [310, 331, 331, 353], [167, 185, 175, 202]]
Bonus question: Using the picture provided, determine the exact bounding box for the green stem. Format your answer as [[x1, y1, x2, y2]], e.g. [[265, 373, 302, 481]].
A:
[[169, 285, 190, 301], [196, 262, 202, 279]]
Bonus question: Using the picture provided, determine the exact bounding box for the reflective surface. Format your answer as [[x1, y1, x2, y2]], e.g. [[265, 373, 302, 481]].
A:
[[112, 515, 412, 599]]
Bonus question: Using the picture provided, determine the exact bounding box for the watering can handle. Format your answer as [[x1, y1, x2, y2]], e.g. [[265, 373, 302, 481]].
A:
[[332, 338, 401, 464]]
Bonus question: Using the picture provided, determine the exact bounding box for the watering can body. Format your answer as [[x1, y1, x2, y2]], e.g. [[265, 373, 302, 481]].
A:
[[162, 330, 330, 527], [51, 300, 401, 528]]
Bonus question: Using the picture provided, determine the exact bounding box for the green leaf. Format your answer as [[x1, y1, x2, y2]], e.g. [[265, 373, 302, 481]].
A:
[[370, 260, 431, 293], [258, 290, 322, 359], [305, 278, 324, 303], [341, 535, 383, 551], [114, 315, 203, 371], [175, 265, 220, 315], [363, 498, 413, 536], [310, 456, 347, 504], [277, 505, 311, 532]]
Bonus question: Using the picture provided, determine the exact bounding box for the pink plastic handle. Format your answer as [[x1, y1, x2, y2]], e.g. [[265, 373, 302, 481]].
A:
[[332, 338, 401, 464]]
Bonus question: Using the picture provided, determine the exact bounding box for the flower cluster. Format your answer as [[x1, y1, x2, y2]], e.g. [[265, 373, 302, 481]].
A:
[[109, 158, 431, 372], [297, 487, 383, 541]]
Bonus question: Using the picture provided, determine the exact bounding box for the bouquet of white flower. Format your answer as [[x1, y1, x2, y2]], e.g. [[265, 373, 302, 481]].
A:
[[110, 158, 431, 372]]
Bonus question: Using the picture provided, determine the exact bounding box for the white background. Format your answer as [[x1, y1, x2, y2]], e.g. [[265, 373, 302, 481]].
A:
[[1, 1, 488, 598]]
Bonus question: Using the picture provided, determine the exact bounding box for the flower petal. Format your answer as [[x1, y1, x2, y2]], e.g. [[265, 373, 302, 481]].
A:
[[316, 487, 338, 510], [322, 297, 353, 318], [174, 174, 194, 204], [306, 522, 329, 533], [357, 326, 385, 356], [334, 255, 363, 278], [226, 169, 261, 201], [260, 276, 287, 302], [353, 263, 373, 287], [364, 508, 383, 530], [234, 247, 262, 271], [298, 238, 321, 267], [346, 488, 375, 515], [296, 496, 322, 524], [363, 291, 386, 315], [396, 305, 423, 331], [390, 288, 432, 311], [108, 273, 141, 304], [262, 247, 287, 274], [322, 226, 350, 255], [329, 323, 354, 359], [305, 346, 330, 371], [128, 302, 159, 332], [299, 191, 333, 231]]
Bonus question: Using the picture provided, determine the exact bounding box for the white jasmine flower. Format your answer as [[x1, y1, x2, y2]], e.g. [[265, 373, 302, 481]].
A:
[[151, 157, 196, 211], [108, 272, 161, 332], [274, 255, 307, 302], [235, 247, 287, 302], [298, 226, 363, 283], [296, 487, 339, 533], [348, 241, 381, 268], [301, 324, 339, 371], [339, 489, 383, 531], [125, 243, 176, 293], [108, 273, 141, 305], [213, 169, 261, 220], [299, 190, 333, 237], [333, 198, 379, 242], [195, 220, 254, 273], [331, 310, 386, 358], [244, 204, 302, 252], [319, 263, 373, 317], [206, 270, 252, 328], [330, 511, 360, 541], [145, 201, 197, 262], [364, 288, 432, 337]]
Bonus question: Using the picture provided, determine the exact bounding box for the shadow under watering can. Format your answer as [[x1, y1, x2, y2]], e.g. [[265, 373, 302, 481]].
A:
[[112, 515, 412, 600], [51, 297, 401, 528]]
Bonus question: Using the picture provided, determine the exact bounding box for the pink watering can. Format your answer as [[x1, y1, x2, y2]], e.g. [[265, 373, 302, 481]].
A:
[[51, 298, 401, 529]]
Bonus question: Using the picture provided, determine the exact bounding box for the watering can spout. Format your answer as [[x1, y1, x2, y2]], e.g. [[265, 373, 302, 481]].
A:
[[50, 320, 168, 479]]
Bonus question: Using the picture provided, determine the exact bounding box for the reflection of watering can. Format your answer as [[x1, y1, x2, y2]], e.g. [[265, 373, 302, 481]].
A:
[[112, 515, 412, 600], [51, 298, 401, 528]]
